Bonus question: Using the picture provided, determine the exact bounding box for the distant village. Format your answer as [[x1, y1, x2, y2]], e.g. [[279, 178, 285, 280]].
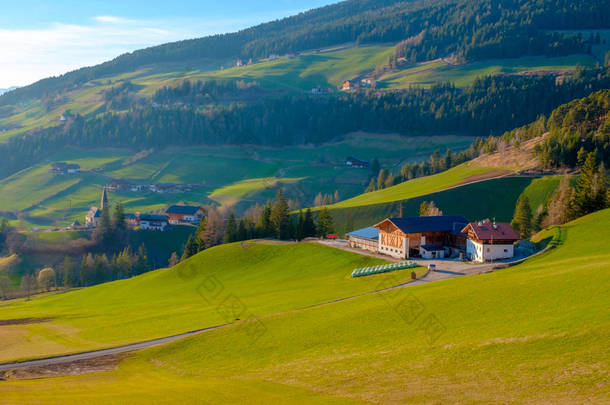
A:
[[83, 188, 204, 232]]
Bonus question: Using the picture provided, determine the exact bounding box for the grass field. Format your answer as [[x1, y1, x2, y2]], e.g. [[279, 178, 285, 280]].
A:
[[0, 134, 475, 229], [327, 175, 535, 235], [379, 54, 598, 88], [321, 163, 505, 210], [0, 242, 412, 363], [1, 209, 608, 403]]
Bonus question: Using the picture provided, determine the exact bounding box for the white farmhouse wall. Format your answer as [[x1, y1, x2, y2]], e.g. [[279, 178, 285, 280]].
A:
[[466, 239, 514, 262], [378, 234, 409, 259]]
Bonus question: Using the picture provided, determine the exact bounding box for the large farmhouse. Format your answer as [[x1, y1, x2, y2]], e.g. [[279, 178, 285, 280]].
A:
[[373, 215, 469, 259], [348, 215, 520, 262], [461, 220, 520, 262]]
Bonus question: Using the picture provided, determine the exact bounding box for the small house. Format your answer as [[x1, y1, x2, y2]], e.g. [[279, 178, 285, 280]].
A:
[[50, 162, 80, 174], [461, 221, 520, 262], [341, 80, 359, 91], [165, 205, 205, 224], [345, 157, 369, 169], [139, 214, 168, 231]]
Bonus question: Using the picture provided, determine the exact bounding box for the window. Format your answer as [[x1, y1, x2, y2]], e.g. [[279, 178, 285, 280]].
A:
[[486, 248, 490, 252], [504, 249, 508, 253]]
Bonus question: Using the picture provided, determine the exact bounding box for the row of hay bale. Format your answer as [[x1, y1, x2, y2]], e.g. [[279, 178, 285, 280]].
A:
[[351, 261, 417, 277]]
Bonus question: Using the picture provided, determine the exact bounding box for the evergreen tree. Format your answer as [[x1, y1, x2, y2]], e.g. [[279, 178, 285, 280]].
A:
[[295, 210, 305, 241], [570, 152, 601, 218], [237, 219, 248, 241], [136, 244, 149, 274], [181, 234, 199, 261], [511, 195, 533, 238], [303, 208, 316, 238], [316, 207, 334, 238], [223, 213, 238, 243], [270, 190, 291, 239], [371, 158, 380, 176], [195, 216, 207, 252], [419, 201, 429, 216], [365, 178, 376, 193], [377, 169, 389, 190], [113, 202, 127, 246], [257, 202, 274, 237]]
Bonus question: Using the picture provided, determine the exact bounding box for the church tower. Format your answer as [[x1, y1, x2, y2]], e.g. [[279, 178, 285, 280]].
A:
[[100, 187, 108, 211]]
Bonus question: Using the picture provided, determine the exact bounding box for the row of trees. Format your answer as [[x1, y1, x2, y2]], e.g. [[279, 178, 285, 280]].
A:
[[512, 152, 609, 238], [181, 191, 335, 261]]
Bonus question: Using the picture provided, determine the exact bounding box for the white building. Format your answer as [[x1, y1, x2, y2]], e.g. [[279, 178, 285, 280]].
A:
[[461, 221, 520, 262], [139, 214, 168, 231]]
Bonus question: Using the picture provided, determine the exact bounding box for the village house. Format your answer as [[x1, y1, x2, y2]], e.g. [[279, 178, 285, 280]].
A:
[[361, 78, 374, 88], [341, 80, 360, 91], [125, 213, 139, 229], [461, 220, 520, 262], [165, 205, 205, 225], [85, 187, 109, 227], [138, 214, 168, 231], [345, 157, 369, 169], [50, 162, 80, 174]]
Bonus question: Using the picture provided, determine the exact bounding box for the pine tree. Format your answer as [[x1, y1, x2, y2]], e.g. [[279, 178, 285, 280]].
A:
[[270, 190, 291, 239], [195, 216, 207, 252], [316, 207, 334, 238], [377, 169, 389, 190], [181, 234, 198, 261], [371, 158, 380, 175], [303, 208, 316, 238], [237, 219, 248, 241], [570, 152, 600, 218], [365, 178, 376, 193], [295, 210, 305, 241], [113, 202, 127, 246], [136, 244, 149, 274], [511, 195, 533, 238], [223, 213, 238, 243]]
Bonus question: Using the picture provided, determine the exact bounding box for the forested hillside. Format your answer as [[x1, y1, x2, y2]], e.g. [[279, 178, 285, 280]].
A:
[[3, 66, 610, 180], [1, 0, 608, 107]]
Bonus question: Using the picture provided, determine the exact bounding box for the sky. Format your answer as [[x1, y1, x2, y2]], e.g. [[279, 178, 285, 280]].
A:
[[0, 0, 337, 89]]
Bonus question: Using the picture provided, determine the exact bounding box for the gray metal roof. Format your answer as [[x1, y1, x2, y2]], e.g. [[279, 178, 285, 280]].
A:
[[347, 226, 379, 240]]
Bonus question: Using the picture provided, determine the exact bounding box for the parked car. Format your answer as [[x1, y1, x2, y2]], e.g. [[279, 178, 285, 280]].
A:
[[428, 263, 436, 271]]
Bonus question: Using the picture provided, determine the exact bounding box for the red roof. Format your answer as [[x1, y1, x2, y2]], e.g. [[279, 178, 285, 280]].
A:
[[461, 222, 519, 241]]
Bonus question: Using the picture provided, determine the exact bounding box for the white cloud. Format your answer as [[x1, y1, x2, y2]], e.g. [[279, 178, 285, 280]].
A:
[[0, 17, 231, 88]]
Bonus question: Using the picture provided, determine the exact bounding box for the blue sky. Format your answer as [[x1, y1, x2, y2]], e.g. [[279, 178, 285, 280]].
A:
[[0, 0, 337, 88]]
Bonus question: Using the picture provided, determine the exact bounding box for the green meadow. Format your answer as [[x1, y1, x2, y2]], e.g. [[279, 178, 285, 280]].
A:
[[0, 134, 475, 229], [1, 209, 608, 403], [0, 242, 407, 362], [322, 163, 503, 210], [379, 54, 597, 88]]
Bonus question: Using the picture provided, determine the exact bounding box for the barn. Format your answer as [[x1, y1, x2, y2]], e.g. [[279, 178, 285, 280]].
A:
[[373, 215, 469, 259], [165, 205, 205, 224]]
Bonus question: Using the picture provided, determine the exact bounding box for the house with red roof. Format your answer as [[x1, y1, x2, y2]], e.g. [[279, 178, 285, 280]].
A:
[[461, 220, 520, 262]]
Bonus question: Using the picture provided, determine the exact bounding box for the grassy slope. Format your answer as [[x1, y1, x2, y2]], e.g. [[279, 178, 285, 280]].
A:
[[0, 242, 415, 362], [379, 54, 598, 88], [2, 210, 608, 403], [0, 42, 598, 142], [0, 134, 475, 229], [520, 175, 561, 212], [322, 163, 502, 210]]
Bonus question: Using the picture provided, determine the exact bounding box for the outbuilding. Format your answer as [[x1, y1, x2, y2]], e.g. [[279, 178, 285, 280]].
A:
[[347, 226, 379, 252]]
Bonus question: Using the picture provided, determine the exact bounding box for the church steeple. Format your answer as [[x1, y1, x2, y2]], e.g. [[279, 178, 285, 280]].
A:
[[100, 187, 108, 210]]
